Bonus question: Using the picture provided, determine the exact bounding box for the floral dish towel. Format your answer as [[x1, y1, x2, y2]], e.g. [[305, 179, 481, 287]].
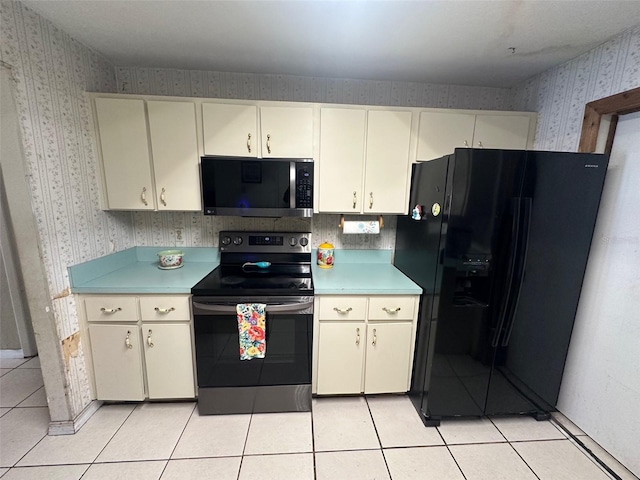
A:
[[237, 303, 266, 360]]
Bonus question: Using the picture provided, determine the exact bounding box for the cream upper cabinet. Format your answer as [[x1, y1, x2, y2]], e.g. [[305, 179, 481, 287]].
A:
[[202, 103, 258, 157], [472, 114, 531, 149], [318, 108, 366, 213], [94, 97, 154, 210], [417, 111, 476, 161], [318, 108, 412, 214], [260, 106, 314, 158], [202, 104, 313, 158], [147, 101, 201, 211], [363, 110, 412, 214]]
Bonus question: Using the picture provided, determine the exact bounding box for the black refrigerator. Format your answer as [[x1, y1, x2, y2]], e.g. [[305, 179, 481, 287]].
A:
[[394, 149, 608, 426]]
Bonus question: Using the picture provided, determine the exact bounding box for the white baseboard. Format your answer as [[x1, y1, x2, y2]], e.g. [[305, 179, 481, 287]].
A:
[[0, 349, 24, 358], [48, 400, 102, 436]]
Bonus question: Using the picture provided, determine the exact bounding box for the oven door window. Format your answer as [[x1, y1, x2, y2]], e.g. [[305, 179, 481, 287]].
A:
[[194, 311, 311, 388]]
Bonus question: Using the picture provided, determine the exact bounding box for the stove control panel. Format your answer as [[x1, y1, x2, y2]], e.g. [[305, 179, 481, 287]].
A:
[[219, 231, 312, 254]]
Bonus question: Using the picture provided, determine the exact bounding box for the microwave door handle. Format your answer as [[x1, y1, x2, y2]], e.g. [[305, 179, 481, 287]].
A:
[[290, 161, 296, 208]]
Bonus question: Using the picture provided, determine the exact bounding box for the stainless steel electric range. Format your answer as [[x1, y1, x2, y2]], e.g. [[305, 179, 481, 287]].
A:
[[191, 231, 313, 415]]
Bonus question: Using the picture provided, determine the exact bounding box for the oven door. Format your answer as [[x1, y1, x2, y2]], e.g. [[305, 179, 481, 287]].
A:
[[192, 295, 313, 413]]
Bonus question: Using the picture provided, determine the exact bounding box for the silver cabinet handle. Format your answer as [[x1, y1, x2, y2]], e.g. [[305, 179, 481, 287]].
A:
[[100, 307, 122, 314], [154, 307, 175, 314], [464, 140, 469, 147], [247, 133, 252, 153], [355, 327, 360, 345], [125, 330, 133, 349], [369, 192, 373, 209], [160, 187, 166, 206], [141, 187, 148, 206], [478, 141, 484, 148], [266, 134, 272, 154], [333, 307, 353, 314], [372, 328, 377, 346], [382, 307, 401, 314], [147, 329, 154, 348], [353, 191, 357, 209]]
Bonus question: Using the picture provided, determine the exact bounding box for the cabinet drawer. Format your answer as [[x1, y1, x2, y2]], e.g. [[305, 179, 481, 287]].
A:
[[85, 296, 138, 322], [367, 296, 416, 321], [140, 296, 191, 321], [318, 296, 367, 320]]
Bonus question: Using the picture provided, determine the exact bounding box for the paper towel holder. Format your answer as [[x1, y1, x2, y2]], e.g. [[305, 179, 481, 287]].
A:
[[338, 214, 384, 229]]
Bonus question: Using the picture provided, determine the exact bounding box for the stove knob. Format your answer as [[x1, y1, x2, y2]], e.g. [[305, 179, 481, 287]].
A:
[[233, 236, 243, 245], [221, 236, 232, 246], [299, 237, 309, 247], [289, 237, 298, 246]]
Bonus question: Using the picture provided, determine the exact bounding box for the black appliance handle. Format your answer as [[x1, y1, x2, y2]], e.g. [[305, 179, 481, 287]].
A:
[[501, 197, 532, 347], [193, 300, 313, 315], [491, 198, 521, 348]]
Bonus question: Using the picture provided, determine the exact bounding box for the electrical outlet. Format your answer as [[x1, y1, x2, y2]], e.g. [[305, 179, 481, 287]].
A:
[[175, 228, 185, 246]]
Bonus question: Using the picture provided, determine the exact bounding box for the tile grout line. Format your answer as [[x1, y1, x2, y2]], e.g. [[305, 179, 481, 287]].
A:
[[310, 403, 317, 480], [157, 401, 198, 478], [487, 416, 542, 480], [236, 410, 255, 480], [435, 425, 469, 480], [364, 395, 394, 480]]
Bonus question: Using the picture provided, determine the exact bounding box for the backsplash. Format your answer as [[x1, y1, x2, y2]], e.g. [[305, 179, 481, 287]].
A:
[[117, 65, 517, 251], [133, 213, 397, 250]]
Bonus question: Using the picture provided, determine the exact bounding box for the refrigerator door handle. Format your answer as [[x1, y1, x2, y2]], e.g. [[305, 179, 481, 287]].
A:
[[491, 198, 521, 348], [501, 197, 533, 347]]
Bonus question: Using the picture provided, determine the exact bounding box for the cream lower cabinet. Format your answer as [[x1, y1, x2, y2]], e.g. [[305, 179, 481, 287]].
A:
[[315, 295, 418, 395], [82, 294, 195, 401]]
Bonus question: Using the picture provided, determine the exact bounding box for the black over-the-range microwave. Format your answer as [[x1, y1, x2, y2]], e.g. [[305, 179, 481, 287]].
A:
[[200, 156, 314, 217]]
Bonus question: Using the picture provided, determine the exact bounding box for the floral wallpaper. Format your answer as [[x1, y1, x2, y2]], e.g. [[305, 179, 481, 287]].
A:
[[510, 25, 640, 151], [115, 66, 517, 250], [0, 1, 126, 418]]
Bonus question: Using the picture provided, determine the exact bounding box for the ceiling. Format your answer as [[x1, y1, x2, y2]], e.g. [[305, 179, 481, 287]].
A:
[[21, 0, 640, 88]]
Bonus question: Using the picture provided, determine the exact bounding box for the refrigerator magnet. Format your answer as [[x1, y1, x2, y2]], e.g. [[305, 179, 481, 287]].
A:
[[431, 203, 441, 216], [412, 205, 422, 220]]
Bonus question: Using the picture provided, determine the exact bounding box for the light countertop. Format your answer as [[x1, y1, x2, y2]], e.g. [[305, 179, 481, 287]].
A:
[[68, 247, 421, 295]]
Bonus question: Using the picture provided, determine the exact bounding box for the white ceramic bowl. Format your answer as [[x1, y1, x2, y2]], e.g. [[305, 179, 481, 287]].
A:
[[157, 250, 184, 268]]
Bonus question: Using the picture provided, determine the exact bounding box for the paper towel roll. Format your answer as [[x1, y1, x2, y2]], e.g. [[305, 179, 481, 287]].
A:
[[342, 220, 380, 234]]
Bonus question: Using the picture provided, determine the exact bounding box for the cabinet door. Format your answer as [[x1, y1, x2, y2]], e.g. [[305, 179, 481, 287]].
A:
[[94, 98, 154, 210], [147, 101, 201, 211], [318, 108, 366, 213], [89, 324, 145, 401], [472, 114, 531, 149], [317, 322, 365, 394], [260, 106, 314, 158], [143, 323, 195, 399], [364, 323, 413, 394], [364, 110, 412, 214], [202, 103, 258, 157], [417, 111, 476, 160]]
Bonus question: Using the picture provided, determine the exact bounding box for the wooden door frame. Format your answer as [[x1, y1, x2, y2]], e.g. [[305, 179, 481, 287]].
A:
[[579, 86, 640, 153]]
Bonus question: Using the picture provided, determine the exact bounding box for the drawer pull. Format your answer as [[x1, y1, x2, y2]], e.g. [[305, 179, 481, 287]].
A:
[[125, 331, 133, 350], [333, 307, 353, 314], [355, 327, 360, 345], [147, 329, 154, 348], [382, 307, 401, 314], [100, 307, 122, 314], [154, 307, 176, 314], [372, 328, 377, 346]]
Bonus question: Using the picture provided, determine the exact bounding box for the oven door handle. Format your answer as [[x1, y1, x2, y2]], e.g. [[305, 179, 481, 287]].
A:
[[192, 300, 314, 314]]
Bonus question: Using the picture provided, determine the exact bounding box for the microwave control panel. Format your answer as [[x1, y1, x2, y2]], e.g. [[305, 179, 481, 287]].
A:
[[295, 164, 313, 208]]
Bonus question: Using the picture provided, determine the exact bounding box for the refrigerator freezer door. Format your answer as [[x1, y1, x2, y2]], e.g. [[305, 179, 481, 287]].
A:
[[487, 151, 608, 413]]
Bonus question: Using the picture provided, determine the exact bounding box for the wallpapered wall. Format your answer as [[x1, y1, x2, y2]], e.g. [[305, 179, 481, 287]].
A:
[[511, 25, 640, 151], [0, 1, 124, 418], [511, 25, 640, 475], [115, 65, 516, 250]]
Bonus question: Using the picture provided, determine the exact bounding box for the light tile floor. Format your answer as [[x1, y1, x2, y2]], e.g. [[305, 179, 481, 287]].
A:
[[0, 358, 637, 480]]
